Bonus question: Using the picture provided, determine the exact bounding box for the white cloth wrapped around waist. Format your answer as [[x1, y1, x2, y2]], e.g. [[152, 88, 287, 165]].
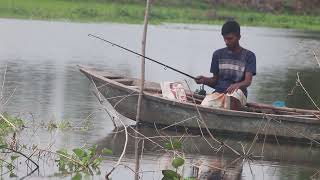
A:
[[201, 89, 247, 109]]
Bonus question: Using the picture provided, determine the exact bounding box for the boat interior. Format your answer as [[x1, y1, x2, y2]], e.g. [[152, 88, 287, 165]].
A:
[[97, 70, 320, 119]]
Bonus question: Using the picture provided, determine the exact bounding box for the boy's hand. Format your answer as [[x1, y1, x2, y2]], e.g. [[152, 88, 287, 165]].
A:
[[195, 76, 205, 84], [226, 83, 241, 94]]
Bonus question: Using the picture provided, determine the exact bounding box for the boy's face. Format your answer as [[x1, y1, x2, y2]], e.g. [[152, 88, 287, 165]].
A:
[[223, 33, 241, 50]]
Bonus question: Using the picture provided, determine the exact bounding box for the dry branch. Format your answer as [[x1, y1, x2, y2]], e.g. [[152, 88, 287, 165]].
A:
[[184, 80, 241, 156], [105, 112, 128, 179], [313, 51, 320, 68], [0, 113, 17, 130], [296, 72, 320, 111]]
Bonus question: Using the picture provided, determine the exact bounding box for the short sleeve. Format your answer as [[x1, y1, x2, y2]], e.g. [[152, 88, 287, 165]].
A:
[[245, 52, 256, 76], [210, 51, 219, 75]]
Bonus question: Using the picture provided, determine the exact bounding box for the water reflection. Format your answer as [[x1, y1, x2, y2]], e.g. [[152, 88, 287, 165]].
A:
[[253, 67, 320, 109], [98, 125, 320, 179]]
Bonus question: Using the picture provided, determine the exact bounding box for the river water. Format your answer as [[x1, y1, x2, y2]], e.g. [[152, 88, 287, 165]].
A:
[[0, 18, 319, 179]]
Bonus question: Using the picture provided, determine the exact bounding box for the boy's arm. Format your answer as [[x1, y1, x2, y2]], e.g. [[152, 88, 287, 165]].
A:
[[226, 72, 253, 94], [195, 74, 219, 88]]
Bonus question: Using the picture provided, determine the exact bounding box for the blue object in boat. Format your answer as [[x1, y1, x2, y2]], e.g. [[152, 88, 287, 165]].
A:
[[272, 101, 286, 107]]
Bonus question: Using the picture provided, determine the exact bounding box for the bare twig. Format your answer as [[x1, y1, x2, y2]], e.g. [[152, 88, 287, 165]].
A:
[[71, 110, 98, 130], [272, 128, 280, 146], [139, 139, 145, 180], [311, 168, 320, 179], [195, 118, 219, 151], [239, 142, 246, 155], [153, 123, 169, 142], [0, 113, 17, 130], [129, 126, 167, 152], [135, 1, 151, 179], [0, 64, 7, 101], [114, 91, 137, 108], [128, 132, 199, 141], [3, 147, 39, 179], [160, 116, 198, 130], [39, 149, 87, 170], [1, 87, 16, 109], [106, 94, 139, 100], [313, 51, 320, 68], [270, 117, 320, 145], [313, 113, 320, 120], [184, 127, 201, 153], [184, 80, 241, 156], [296, 72, 320, 111], [246, 115, 270, 156], [105, 114, 128, 179], [90, 77, 117, 128]]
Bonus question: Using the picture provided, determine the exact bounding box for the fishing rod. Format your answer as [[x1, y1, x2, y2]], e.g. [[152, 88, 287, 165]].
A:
[[88, 34, 197, 79]]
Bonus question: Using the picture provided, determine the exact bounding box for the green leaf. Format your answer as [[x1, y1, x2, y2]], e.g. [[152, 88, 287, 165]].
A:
[[0, 143, 7, 149], [6, 163, 14, 170], [164, 143, 172, 150], [58, 161, 66, 171], [72, 172, 82, 180], [9, 172, 17, 178], [162, 177, 179, 180], [184, 177, 196, 180], [81, 156, 90, 166], [172, 157, 185, 169], [92, 158, 103, 167], [164, 139, 182, 150], [57, 149, 68, 155], [93, 167, 101, 175], [162, 170, 179, 178], [88, 145, 97, 156], [102, 148, 112, 155], [10, 155, 19, 161], [73, 148, 85, 158]]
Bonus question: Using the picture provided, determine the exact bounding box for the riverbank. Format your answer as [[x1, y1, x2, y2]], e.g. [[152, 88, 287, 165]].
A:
[[0, 0, 319, 31]]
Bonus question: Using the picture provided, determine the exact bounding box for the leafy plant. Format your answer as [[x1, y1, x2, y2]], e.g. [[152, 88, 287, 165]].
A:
[[162, 169, 181, 180], [162, 139, 186, 180], [47, 119, 72, 131], [0, 143, 23, 178], [0, 112, 24, 135], [162, 156, 186, 180], [164, 139, 182, 150], [56, 145, 112, 179], [172, 157, 185, 169]]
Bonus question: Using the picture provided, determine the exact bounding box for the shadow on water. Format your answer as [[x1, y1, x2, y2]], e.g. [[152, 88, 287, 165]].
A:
[[97, 125, 320, 179]]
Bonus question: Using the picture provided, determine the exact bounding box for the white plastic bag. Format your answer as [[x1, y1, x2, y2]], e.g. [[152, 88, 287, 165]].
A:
[[160, 82, 187, 102]]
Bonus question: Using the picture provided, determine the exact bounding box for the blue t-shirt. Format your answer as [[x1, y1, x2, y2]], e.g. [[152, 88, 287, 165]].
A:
[[210, 47, 256, 97]]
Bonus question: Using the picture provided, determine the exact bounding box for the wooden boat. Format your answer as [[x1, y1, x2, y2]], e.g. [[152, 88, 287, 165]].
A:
[[79, 66, 320, 142]]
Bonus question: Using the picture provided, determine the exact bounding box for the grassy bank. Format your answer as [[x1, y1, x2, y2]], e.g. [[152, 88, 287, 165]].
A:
[[0, 0, 319, 31]]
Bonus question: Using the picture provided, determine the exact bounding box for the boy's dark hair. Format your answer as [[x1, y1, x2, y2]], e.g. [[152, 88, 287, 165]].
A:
[[221, 20, 240, 36]]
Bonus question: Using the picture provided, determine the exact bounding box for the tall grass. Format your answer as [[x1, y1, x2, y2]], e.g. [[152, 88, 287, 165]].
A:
[[0, 0, 319, 31]]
